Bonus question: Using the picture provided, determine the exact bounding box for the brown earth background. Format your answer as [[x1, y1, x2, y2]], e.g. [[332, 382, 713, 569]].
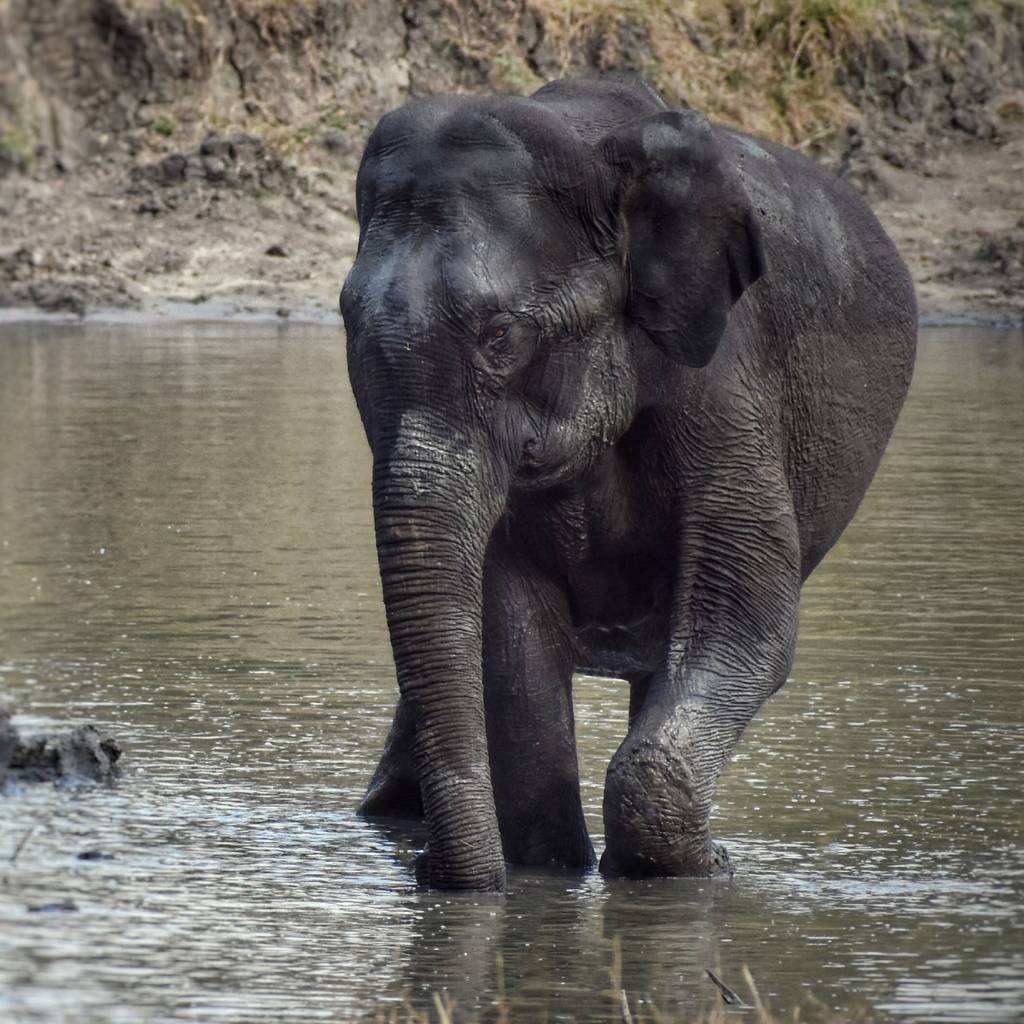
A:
[[1, 0, 1022, 323]]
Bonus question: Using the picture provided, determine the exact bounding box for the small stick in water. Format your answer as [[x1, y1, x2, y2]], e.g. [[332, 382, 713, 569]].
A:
[[706, 968, 747, 1007], [9, 826, 36, 864]]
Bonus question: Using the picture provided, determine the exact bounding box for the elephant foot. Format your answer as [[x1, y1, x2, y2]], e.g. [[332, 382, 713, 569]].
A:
[[598, 838, 732, 879], [414, 844, 507, 891], [498, 778, 597, 871], [357, 768, 423, 820], [601, 736, 733, 879], [501, 819, 597, 872]]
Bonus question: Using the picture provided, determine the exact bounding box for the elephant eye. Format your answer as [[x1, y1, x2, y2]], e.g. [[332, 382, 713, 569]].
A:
[[473, 316, 539, 380], [480, 321, 512, 348]]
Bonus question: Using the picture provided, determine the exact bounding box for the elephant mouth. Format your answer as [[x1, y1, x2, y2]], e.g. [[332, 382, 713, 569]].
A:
[[512, 457, 576, 491], [515, 450, 549, 477], [512, 436, 604, 491]]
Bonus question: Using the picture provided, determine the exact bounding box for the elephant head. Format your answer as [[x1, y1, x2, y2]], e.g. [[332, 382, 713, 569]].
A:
[[340, 83, 765, 890]]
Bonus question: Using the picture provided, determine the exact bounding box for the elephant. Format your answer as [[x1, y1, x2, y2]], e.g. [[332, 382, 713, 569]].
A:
[[340, 75, 916, 891]]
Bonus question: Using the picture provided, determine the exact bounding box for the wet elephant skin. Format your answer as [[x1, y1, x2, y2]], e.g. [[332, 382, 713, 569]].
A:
[[340, 76, 917, 890]]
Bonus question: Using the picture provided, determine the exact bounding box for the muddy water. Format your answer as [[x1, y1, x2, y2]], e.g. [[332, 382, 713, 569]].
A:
[[0, 320, 1021, 1023]]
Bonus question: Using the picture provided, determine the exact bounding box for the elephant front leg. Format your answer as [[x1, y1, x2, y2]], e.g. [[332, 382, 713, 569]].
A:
[[601, 484, 801, 878], [483, 547, 595, 870], [600, 692, 741, 877]]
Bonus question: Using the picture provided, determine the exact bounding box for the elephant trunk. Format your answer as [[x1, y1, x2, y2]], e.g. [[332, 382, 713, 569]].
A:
[[372, 422, 507, 890]]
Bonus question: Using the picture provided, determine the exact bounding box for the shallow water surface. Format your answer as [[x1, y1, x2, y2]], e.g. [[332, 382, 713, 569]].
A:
[[0, 320, 1021, 1022]]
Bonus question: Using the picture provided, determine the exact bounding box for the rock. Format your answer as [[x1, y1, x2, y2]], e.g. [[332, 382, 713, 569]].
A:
[[265, 243, 288, 258], [906, 32, 935, 69], [975, 233, 1024, 278], [137, 193, 164, 215], [226, 132, 264, 163], [138, 247, 187, 275], [132, 132, 299, 197], [952, 109, 979, 135], [202, 155, 228, 183], [5, 723, 121, 785], [0, 707, 16, 785], [149, 152, 188, 186], [319, 128, 344, 150], [318, 128, 352, 155], [199, 136, 234, 161], [29, 283, 86, 316]]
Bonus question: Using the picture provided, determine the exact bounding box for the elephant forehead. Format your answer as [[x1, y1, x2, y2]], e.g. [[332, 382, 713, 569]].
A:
[[362, 105, 598, 239], [355, 190, 578, 318], [364, 112, 538, 208], [352, 231, 550, 330], [368, 159, 552, 243], [374, 152, 531, 199]]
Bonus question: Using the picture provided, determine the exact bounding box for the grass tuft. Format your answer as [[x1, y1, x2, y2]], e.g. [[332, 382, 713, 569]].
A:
[[529, 0, 903, 146], [0, 124, 34, 171], [152, 114, 176, 137]]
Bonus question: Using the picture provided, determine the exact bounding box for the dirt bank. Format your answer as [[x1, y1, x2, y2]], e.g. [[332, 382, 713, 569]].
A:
[[1, 0, 1022, 323]]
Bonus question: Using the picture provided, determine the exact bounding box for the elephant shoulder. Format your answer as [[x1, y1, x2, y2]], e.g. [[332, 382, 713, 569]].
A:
[[715, 127, 915, 328]]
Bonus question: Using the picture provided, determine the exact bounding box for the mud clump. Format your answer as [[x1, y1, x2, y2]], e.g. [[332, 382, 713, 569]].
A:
[[132, 133, 300, 198], [0, 708, 122, 788], [974, 229, 1024, 281], [128, 131, 306, 230]]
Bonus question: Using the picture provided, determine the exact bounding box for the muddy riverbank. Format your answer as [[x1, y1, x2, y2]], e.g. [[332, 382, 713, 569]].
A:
[[1, 1, 1023, 324]]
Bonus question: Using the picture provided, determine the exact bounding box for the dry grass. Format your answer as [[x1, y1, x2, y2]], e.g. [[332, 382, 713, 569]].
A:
[[104, 0, 1012, 156], [367, 941, 877, 1023], [113, 0, 906, 149], [529, 0, 904, 148]]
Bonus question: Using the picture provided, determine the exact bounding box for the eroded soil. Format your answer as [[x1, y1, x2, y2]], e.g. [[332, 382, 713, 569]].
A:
[[0, 132, 357, 320], [0, 0, 1022, 323], [3, 115, 1022, 325]]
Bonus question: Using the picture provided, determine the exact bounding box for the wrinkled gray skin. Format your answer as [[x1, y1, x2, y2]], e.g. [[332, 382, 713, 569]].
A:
[[340, 77, 916, 891]]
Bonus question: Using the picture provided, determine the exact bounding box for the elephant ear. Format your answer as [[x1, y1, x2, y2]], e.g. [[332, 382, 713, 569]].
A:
[[600, 110, 766, 368]]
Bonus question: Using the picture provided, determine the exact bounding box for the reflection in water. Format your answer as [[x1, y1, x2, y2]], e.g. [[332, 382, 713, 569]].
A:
[[0, 322, 1022, 1022]]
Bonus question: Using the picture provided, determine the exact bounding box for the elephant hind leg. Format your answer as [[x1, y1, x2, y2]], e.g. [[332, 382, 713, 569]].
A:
[[357, 698, 423, 820], [484, 545, 595, 871]]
